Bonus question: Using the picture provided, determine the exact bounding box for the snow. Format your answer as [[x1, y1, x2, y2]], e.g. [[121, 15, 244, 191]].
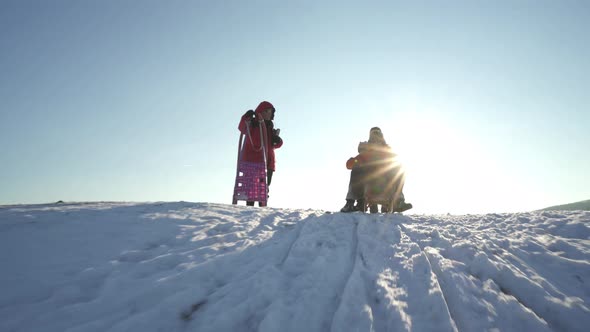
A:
[[1, 202, 589, 332]]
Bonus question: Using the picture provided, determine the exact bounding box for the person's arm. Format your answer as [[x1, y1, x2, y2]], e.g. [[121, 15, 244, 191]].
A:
[[238, 110, 255, 134]]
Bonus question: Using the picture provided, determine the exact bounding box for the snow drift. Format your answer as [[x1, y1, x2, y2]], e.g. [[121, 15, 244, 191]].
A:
[[0, 202, 589, 332]]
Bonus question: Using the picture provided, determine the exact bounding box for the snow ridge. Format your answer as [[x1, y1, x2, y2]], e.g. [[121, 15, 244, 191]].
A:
[[0, 202, 589, 332]]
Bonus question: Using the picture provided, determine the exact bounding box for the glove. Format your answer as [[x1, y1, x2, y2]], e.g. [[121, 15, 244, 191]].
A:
[[244, 110, 255, 119], [272, 134, 282, 145], [346, 157, 358, 170]]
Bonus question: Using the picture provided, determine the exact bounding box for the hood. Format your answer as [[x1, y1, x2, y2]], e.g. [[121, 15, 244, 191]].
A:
[[255, 101, 274, 114]]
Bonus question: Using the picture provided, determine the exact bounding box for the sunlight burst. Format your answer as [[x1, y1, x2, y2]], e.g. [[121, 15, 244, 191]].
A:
[[376, 102, 502, 214]]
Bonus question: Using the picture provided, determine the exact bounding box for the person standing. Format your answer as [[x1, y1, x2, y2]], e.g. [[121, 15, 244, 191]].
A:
[[238, 101, 283, 206]]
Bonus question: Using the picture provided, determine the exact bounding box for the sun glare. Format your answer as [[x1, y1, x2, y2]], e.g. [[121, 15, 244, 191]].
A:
[[380, 108, 504, 214]]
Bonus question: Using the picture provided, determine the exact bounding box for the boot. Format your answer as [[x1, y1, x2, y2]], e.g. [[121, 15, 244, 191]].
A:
[[355, 199, 365, 212], [340, 199, 356, 213], [369, 204, 378, 214], [398, 202, 413, 212], [396, 195, 412, 212]]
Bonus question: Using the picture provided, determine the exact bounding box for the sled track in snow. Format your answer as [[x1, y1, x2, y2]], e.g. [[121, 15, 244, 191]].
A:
[[421, 246, 459, 331], [276, 214, 309, 268], [329, 214, 360, 331], [398, 223, 458, 330], [402, 213, 590, 332]]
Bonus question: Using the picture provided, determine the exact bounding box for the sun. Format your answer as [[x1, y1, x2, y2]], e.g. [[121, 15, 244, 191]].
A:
[[379, 108, 496, 214]]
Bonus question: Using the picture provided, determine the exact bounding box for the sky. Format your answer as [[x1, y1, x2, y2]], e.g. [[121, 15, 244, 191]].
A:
[[1, 0, 589, 214], [1, 202, 589, 331]]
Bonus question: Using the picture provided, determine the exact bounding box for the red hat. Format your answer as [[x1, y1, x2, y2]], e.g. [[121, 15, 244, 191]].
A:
[[255, 101, 274, 114]]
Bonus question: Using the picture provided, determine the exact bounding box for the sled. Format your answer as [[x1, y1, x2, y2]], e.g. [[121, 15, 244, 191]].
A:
[[364, 189, 409, 213], [232, 120, 268, 207], [361, 165, 409, 213]]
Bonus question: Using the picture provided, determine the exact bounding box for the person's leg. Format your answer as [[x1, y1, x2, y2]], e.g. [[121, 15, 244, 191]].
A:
[[393, 167, 408, 209], [380, 167, 398, 213], [365, 163, 389, 212], [267, 169, 274, 187], [341, 170, 356, 212], [347, 167, 368, 200], [341, 167, 367, 212], [387, 166, 412, 212]]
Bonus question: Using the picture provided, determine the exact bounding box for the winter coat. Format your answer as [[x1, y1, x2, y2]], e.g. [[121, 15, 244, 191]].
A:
[[238, 101, 283, 171], [346, 141, 396, 170]]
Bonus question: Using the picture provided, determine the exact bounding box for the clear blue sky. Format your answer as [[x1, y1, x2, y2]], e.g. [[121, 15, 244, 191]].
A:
[[1, 0, 589, 214]]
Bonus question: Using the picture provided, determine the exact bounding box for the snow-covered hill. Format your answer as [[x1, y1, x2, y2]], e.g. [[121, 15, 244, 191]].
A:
[[1, 202, 589, 332], [541, 199, 590, 211]]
